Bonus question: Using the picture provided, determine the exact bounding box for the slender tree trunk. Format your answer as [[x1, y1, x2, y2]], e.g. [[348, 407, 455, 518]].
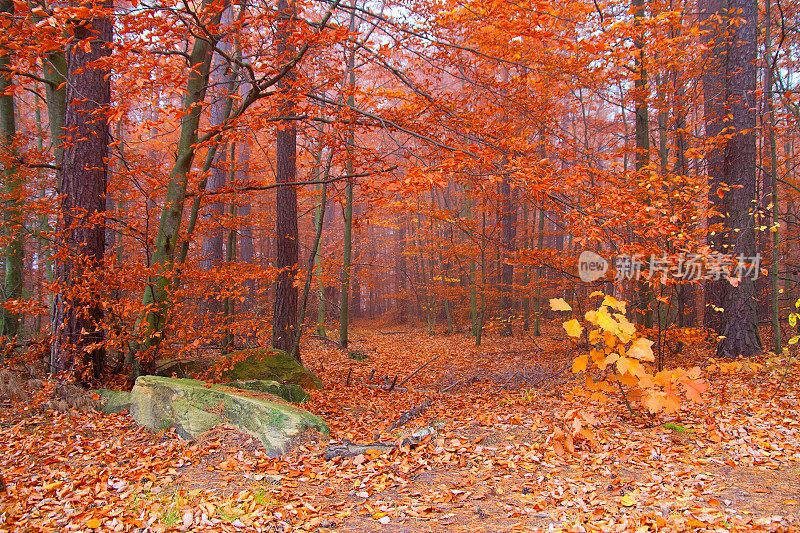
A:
[[221, 143, 238, 353], [521, 203, 530, 331], [52, 0, 113, 380], [201, 33, 235, 321], [533, 207, 546, 336], [499, 173, 517, 336], [396, 213, 408, 323], [633, 0, 653, 329], [129, 0, 222, 377], [313, 182, 327, 336], [764, 0, 780, 353], [339, 3, 358, 349], [673, 57, 696, 327]]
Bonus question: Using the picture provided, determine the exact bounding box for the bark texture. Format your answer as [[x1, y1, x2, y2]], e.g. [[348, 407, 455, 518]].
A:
[[52, 0, 112, 378], [700, 0, 762, 357], [272, 0, 299, 359]]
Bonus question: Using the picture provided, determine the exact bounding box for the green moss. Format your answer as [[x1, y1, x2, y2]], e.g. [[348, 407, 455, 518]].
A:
[[95, 389, 132, 414], [216, 349, 323, 390], [220, 380, 310, 403]]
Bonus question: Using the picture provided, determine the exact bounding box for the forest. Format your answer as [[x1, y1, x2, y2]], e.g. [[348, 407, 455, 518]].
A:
[[1, 0, 800, 530]]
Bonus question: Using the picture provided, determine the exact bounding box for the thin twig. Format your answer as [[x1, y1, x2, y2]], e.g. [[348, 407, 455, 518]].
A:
[[397, 354, 440, 389], [616, 378, 637, 418]]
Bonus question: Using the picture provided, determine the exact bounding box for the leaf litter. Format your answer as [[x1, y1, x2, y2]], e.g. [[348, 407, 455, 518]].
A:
[[1, 324, 799, 532]]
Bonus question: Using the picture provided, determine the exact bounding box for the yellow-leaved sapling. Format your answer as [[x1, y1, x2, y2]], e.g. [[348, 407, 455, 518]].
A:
[[550, 293, 707, 415]]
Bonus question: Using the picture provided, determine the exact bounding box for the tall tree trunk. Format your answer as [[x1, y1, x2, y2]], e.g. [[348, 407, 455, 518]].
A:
[[396, 213, 408, 323], [672, 55, 696, 327], [52, 0, 113, 380], [521, 202, 530, 331], [0, 0, 22, 346], [533, 207, 546, 336], [222, 144, 237, 353], [201, 15, 234, 322], [272, 0, 300, 359], [764, 0, 781, 354], [314, 182, 327, 336], [700, 0, 762, 358], [633, 0, 653, 329], [339, 2, 358, 349], [238, 139, 255, 314]]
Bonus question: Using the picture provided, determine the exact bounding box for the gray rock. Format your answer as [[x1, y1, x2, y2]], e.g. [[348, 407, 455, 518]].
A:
[[129, 376, 328, 456]]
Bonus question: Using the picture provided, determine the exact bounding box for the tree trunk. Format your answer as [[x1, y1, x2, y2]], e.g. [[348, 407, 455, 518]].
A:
[[0, 0, 22, 346], [633, 0, 653, 329], [700, 0, 762, 358], [51, 0, 112, 380], [129, 0, 222, 376], [499, 173, 517, 337], [272, 0, 300, 359], [339, 2, 358, 349], [764, 0, 781, 354], [201, 18, 234, 321]]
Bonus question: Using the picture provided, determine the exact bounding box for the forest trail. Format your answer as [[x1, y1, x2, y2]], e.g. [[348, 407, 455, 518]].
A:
[[1, 325, 799, 532]]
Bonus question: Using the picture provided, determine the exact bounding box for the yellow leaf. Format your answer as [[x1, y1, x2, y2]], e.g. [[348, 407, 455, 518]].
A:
[[43, 481, 64, 492], [602, 295, 626, 313], [615, 315, 636, 342], [627, 338, 655, 361], [599, 352, 619, 371], [596, 307, 618, 333], [87, 518, 102, 528], [589, 290, 605, 298], [616, 356, 634, 376], [620, 494, 636, 507], [681, 378, 707, 403], [572, 354, 588, 373], [564, 319, 583, 337], [549, 298, 572, 311], [643, 391, 665, 413]]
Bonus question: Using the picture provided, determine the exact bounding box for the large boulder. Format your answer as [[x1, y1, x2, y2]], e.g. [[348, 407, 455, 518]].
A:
[[129, 376, 328, 456], [222, 379, 310, 403], [217, 349, 323, 390]]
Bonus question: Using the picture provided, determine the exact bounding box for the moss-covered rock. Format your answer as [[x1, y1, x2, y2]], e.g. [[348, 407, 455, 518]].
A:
[[129, 376, 328, 457], [217, 349, 323, 390], [222, 379, 310, 403], [95, 389, 132, 414]]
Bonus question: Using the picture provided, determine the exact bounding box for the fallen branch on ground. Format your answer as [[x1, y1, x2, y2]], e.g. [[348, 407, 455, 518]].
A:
[[397, 354, 440, 389], [323, 439, 396, 460], [390, 398, 432, 430]]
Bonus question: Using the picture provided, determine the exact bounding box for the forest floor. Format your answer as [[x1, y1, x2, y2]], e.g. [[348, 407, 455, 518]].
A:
[[2, 323, 800, 532]]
